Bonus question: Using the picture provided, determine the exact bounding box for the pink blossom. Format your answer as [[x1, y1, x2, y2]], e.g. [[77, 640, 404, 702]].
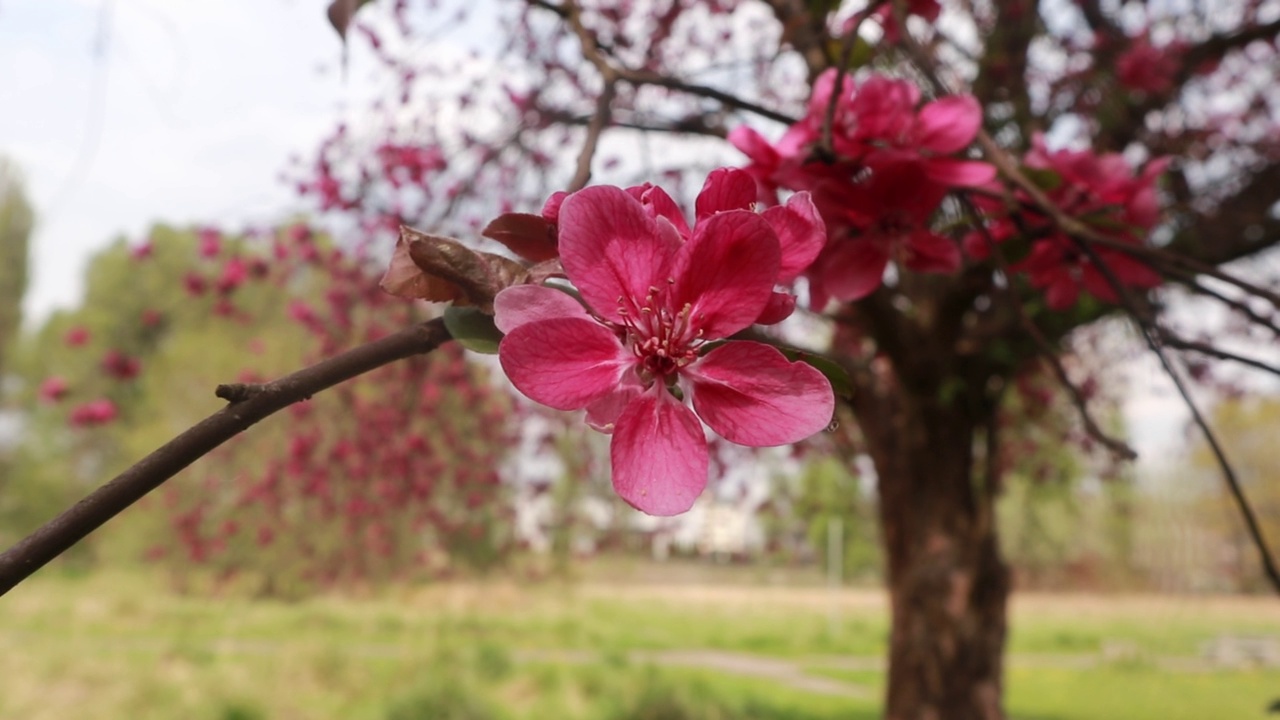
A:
[[810, 162, 959, 305], [38, 376, 69, 403], [101, 350, 141, 381], [871, 0, 941, 43], [69, 398, 117, 427], [1116, 34, 1184, 95], [216, 257, 248, 294], [184, 272, 208, 297], [976, 134, 1167, 308], [197, 228, 222, 258], [64, 325, 91, 347], [140, 309, 164, 327], [733, 71, 993, 196], [496, 183, 834, 516]]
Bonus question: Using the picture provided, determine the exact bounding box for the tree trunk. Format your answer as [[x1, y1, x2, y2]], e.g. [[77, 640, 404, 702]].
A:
[[851, 379, 1011, 720]]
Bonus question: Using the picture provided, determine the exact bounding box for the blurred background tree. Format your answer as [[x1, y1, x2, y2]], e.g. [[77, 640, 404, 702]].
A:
[[0, 158, 32, 383]]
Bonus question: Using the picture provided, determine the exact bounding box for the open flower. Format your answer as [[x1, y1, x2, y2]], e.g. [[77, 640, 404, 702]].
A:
[[495, 184, 834, 516], [809, 161, 959, 305]]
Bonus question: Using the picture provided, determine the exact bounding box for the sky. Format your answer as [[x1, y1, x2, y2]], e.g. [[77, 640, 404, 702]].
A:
[[0, 0, 1207, 463], [1, 0, 367, 324]]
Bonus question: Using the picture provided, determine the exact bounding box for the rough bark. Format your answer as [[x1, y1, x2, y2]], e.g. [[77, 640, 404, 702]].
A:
[[851, 371, 1011, 720]]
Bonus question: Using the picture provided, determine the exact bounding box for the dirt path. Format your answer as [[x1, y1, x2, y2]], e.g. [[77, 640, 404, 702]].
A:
[[516, 649, 872, 698]]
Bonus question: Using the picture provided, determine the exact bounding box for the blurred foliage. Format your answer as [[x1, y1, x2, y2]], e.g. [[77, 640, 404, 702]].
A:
[[0, 157, 32, 379], [4, 223, 517, 592], [3, 225, 309, 558], [770, 456, 881, 583]]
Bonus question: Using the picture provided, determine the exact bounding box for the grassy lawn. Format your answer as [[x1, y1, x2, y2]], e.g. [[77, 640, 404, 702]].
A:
[[1, 568, 1277, 719]]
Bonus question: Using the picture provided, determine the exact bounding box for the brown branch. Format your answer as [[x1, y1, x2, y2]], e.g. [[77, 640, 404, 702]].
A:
[[617, 69, 798, 126], [543, 108, 727, 137], [1167, 272, 1280, 338], [1159, 333, 1280, 378], [545, 0, 617, 193], [0, 319, 452, 596], [568, 81, 616, 192]]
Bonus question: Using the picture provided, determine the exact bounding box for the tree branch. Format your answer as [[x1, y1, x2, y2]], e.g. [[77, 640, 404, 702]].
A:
[[1159, 332, 1280, 379], [0, 319, 452, 596]]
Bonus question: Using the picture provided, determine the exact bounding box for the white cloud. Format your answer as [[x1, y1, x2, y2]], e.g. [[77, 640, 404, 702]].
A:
[[0, 0, 396, 323]]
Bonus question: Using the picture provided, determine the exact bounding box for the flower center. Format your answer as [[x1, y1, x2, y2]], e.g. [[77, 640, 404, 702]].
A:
[[615, 284, 703, 384]]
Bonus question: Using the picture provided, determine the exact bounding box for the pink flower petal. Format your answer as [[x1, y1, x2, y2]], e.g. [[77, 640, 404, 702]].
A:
[[493, 285, 590, 334], [1045, 273, 1080, 310], [915, 95, 982, 154], [728, 126, 779, 167], [541, 191, 567, 223], [754, 291, 797, 325], [670, 210, 780, 338], [820, 240, 890, 302], [632, 184, 692, 238], [558, 186, 678, 321], [1107, 252, 1163, 288], [687, 342, 833, 446], [499, 317, 631, 410], [695, 167, 757, 220], [924, 158, 997, 187], [761, 192, 826, 282], [611, 388, 708, 516], [585, 375, 645, 433], [903, 230, 961, 273]]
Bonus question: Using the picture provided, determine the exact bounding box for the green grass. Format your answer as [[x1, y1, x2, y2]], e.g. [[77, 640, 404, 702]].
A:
[[1006, 666, 1280, 720], [1, 568, 1277, 719]]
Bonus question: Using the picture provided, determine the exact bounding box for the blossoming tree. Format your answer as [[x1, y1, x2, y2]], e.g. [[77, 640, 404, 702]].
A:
[[4, 1, 1280, 719]]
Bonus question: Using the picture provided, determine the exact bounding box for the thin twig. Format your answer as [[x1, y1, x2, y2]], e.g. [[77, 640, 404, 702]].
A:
[[553, 0, 618, 192], [530, 0, 798, 128], [0, 320, 452, 596], [1166, 272, 1280, 338], [1158, 332, 1280, 378], [617, 69, 798, 125], [1070, 236, 1280, 593]]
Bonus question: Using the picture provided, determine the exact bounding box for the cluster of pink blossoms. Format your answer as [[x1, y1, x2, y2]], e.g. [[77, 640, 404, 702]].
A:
[[732, 70, 995, 308], [493, 170, 835, 516], [965, 134, 1166, 309]]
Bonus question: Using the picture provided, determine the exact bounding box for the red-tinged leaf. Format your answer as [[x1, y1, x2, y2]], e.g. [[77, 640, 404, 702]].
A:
[[379, 230, 469, 305], [384, 226, 528, 312], [481, 212, 559, 262], [327, 0, 376, 42]]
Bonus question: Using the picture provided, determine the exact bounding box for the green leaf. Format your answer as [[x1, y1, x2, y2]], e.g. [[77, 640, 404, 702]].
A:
[[443, 306, 503, 355]]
